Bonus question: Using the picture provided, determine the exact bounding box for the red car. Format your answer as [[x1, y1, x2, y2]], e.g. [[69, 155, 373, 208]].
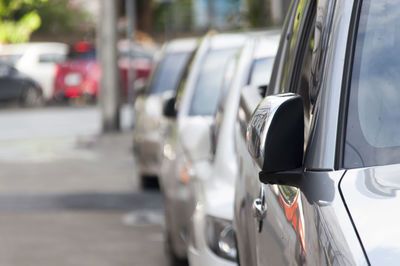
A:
[[54, 41, 153, 102]]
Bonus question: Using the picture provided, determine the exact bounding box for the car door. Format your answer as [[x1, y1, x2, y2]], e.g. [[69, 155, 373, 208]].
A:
[[239, 0, 318, 265], [0, 65, 24, 100]]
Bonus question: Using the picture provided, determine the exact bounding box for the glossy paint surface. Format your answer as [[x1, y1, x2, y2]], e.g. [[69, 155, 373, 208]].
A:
[[341, 164, 400, 265]]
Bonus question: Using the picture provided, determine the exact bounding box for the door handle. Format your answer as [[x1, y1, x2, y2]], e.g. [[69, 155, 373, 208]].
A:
[[252, 187, 267, 233], [252, 198, 266, 222]]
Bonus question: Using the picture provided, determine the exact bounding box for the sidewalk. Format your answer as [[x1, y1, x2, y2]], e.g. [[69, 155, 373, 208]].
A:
[[0, 107, 167, 266]]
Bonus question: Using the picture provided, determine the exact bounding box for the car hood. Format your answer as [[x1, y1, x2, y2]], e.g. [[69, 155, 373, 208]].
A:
[[340, 164, 400, 265]]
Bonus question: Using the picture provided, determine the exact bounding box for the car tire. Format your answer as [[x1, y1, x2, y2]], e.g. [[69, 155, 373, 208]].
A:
[[140, 175, 159, 190], [22, 86, 44, 107], [165, 233, 188, 266]]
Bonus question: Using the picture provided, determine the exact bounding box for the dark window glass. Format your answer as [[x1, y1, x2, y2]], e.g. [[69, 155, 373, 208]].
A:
[[248, 57, 274, 87], [0, 54, 22, 65], [150, 51, 191, 94], [68, 49, 96, 60], [189, 48, 238, 116], [39, 53, 66, 63], [345, 0, 400, 168]]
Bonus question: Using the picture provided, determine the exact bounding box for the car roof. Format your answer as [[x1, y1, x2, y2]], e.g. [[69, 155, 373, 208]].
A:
[[206, 32, 248, 50], [165, 38, 199, 53], [253, 33, 281, 59], [0, 42, 68, 54]]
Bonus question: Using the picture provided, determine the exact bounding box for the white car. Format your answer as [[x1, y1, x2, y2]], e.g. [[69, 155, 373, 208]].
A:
[[0, 42, 68, 100], [187, 31, 280, 266], [160, 32, 247, 265]]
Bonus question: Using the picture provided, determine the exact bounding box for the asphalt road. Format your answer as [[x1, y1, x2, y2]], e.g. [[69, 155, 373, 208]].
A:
[[0, 106, 168, 266]]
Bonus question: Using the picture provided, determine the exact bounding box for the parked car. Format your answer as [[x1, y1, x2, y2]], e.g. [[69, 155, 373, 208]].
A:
[[133, 38, 198, 187], [159, 32, 247, 265], [187, 31, 280, 266], [0, 42, 67, 101], [0, 63, 44, 107], [233, 0, 399, 265], [118, 39, 155, 99], [54, 41, 153, 103], [53, 42, 99, 102]]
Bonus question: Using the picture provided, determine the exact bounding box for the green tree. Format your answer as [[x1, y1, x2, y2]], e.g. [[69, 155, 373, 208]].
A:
[[0, 0, 48, 43]]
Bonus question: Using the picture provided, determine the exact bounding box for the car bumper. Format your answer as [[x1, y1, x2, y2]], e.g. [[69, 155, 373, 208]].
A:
[[163, 183, 194, 259], [133, 136, 162, 177], [188, 205, 237, 266]]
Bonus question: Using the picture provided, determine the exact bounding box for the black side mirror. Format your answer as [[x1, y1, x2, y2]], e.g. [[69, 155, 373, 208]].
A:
[[163, 97, 177, 118], [247, 93, 304, 185]]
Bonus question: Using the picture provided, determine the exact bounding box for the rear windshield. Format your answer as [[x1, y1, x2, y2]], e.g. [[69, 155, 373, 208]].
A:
[[344, 0, 400, 168], [189, 48, 239, 116], [68, 50, 96, 60], [150, 51, 191, 94]]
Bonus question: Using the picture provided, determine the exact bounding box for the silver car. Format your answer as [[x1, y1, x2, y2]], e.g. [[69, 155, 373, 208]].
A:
[[160, 33, 247, 265], [187, 31, 280, 266], [235, 0, 400, 265], [133, 38, 198, 187]]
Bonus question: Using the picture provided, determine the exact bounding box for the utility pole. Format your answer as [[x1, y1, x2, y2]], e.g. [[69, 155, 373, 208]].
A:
[[126, 0, 136, 127], [99, 0, 120, 132]]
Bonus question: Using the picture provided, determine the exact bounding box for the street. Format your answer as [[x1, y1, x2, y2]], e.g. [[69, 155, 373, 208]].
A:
[[0, 106, 167, 266]]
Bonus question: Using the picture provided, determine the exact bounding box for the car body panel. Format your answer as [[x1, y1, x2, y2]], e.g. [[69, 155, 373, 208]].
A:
[[341, 164, 400, 265]]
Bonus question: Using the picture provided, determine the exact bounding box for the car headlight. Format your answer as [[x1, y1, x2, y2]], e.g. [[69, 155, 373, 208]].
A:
[[205, 215, 237, 262]]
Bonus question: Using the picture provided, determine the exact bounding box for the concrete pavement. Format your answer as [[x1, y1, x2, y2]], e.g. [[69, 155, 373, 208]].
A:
[[0, 106, 168, 266]]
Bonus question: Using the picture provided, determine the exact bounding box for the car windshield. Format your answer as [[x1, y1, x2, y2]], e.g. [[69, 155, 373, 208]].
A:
[[150, 51, 191, 94], [189, 48, 239, 116], [344, 0, 400, 168], [0, 54, 22, 65], [249, 57, 275, 87]]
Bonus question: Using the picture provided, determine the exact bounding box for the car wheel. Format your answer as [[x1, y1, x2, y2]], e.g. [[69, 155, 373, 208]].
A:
[[165, 233, 188, 266], [140, 175, 159, 190], [22, 86, 44, 107]]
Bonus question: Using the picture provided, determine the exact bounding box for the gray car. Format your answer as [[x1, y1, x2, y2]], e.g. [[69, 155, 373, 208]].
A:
[[160, 33, 247, 265], [133, 38, 198, 187], [234, 0, 400, 265]]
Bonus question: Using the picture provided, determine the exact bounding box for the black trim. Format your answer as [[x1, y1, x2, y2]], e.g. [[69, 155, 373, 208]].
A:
[[335, 0, 363, 170], [289, 0, 317, 93]]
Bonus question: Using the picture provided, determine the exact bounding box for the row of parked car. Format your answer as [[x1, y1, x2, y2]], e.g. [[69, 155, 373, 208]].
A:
[[134, 0, 400, 265], [0, 41, 154, 106]]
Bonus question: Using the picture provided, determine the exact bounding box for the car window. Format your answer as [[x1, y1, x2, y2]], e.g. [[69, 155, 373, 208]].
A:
[[39, 53, 66, 63], [344, 0, 400, 168], [150, 51, 191, 95], [248, 57, 275, 87], [0, 54, 22, 65], [68, 49, 96, 60], [189, 48, 239, 116]]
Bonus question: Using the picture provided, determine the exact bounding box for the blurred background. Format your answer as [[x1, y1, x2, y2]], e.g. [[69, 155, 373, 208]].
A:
[[0, 0, 289, 265]]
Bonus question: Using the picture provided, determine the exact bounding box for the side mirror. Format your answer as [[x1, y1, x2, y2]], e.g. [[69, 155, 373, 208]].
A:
[[247, 93, 304, 184], [257, 84, 268, 97], [180, 116, 213, 162], [163, 96, 177, 118]]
